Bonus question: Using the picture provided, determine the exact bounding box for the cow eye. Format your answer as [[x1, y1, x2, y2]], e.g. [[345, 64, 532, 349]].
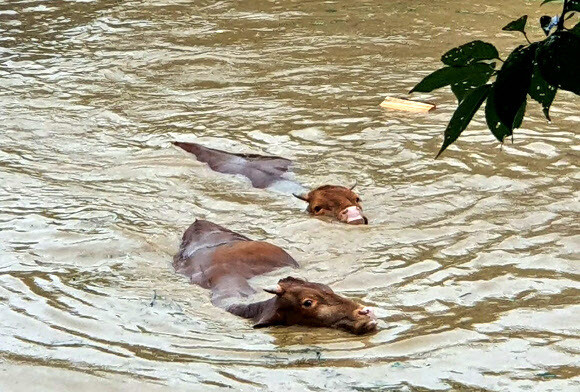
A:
[[302, 299, 313, 308], [312, 206, 322, 213], [356, 197, 361, 203]]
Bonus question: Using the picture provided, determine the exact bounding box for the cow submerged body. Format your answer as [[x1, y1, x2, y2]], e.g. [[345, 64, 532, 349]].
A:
[[173, 219, 377, 334]]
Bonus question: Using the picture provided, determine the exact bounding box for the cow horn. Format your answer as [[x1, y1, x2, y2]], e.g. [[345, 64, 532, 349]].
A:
[[293, 193, 308, 202], [350, 180, 358, 190], [263, 285, 284, 295]]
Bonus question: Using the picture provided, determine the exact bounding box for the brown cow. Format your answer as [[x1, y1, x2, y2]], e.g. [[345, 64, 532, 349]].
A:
[[173, 142, 368, 225], [173, 219, 378, 334]]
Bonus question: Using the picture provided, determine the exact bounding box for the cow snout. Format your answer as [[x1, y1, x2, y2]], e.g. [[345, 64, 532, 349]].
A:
[[340, 206, 367, 225], [353, 306, 378, 333]]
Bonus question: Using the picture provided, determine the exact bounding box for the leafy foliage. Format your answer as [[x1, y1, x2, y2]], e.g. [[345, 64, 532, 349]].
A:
[[410, 0, 580, 157], [565, 0, 580, 12], [485, 89, 525, 142], [529, 63, 557, 120], [492, 44, 536, 130], [541, 0, 580, 13], [451, 64, 495, 103], [441, 40, 499, 66], [436, 84, 491, 158], [535, 31, 580, 94], [502, 15, 528, 33], [410, 63, 495, 94]]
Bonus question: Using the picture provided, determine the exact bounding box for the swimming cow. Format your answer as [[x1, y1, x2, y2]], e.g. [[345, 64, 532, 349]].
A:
[[173, 142, 368, 225], [173, 219, 378, 334], [292, 184, 367, 225]]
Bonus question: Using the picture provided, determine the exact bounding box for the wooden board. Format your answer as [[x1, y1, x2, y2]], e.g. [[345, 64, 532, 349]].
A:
[[380, 97, 436, 113]]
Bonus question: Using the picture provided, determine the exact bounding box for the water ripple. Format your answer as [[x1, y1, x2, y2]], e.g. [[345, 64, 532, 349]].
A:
[[0, 0, 578, 391]]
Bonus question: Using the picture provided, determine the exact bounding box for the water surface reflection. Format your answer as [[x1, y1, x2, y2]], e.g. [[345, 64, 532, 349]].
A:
[[0, 0, 578, 391]]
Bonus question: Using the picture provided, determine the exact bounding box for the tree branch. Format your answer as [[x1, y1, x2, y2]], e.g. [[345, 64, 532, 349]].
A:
[[558, 0, 569, 30]]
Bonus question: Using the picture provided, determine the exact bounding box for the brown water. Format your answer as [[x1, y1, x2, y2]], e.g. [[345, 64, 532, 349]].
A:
[[1, 0, 579, 391]]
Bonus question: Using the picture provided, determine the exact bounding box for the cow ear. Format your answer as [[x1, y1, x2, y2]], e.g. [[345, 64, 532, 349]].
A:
[[293, 193, 308, 202], [253, 307, 281, 328]]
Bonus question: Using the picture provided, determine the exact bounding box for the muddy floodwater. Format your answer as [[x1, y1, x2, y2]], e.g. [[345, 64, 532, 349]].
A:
[[1, 0, 579, 391]]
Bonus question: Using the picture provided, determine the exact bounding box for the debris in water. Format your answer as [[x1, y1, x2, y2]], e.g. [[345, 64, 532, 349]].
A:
[[380, 97, 436, 113]]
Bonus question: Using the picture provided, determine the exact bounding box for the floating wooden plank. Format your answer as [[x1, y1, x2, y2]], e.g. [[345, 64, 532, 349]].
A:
[[380, 97, 436, 113]]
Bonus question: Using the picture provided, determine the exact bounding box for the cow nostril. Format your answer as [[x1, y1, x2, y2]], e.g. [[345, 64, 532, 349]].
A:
[[357, 307, 376, 318]]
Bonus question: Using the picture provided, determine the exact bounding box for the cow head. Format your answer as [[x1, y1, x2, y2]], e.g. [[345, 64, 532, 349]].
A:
[[253, 277, 377, 335], [293, 184, 368, 225]]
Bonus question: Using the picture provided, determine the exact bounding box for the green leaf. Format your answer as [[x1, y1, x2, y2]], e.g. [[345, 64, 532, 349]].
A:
[[540, 15, 553, 35], [566, 1, 580, 13], [486, 88, 511, 142], [571, 21, 580, 36], [492, 44, 537, 130], [536, 31, 580, 94], [540, 0, 580, 12], [486, 88, 526, 143], [441, 40, 499, 66], [543, 1, 580, 13], [513, 98, 527, 130], [436, 84, 491, 158], [411, 63, 496, 93], [502, 15, 528, 33], [451, 62, 496, 103], [529, 64, 557, 121]]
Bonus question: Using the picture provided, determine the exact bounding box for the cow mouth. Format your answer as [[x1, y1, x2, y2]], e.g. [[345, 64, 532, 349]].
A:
[[357, 319, 378, 334], [347, 216, 369, 225], [332, 316, 378, 335]]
